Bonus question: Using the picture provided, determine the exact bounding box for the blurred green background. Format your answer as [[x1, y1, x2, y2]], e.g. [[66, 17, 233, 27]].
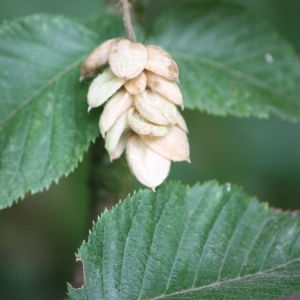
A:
[[0, 0, 300, 299]]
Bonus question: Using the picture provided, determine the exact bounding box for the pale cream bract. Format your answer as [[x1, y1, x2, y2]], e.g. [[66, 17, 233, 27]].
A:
[[81, 38, 190, 190]]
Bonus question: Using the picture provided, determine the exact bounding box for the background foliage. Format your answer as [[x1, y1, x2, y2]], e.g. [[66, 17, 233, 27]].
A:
[[0, 0, 300, 299]]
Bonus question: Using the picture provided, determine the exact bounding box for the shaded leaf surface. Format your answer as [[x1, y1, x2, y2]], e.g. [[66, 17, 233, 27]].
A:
[[148, 1, 300, 120], [0, 14, 122, 207], [68, 181, 300, 299]]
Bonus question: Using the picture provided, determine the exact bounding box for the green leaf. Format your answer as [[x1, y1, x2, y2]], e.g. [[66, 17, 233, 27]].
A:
[[0, 14, 122, 208], [68, 181, 300, 299], [147, 1, 300, 120]]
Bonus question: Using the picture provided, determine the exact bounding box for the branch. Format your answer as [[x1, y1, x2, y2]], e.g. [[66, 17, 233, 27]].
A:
[[119, 0, 136, 41]]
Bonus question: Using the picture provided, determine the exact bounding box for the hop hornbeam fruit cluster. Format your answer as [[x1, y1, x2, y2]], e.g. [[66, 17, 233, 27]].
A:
[[80, 38, 190, 190]]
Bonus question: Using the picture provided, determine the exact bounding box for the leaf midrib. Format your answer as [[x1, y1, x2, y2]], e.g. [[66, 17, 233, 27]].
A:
[[0, 56, 84, 127], [149, 257, 300, 299], [174, 51, 299, 104]]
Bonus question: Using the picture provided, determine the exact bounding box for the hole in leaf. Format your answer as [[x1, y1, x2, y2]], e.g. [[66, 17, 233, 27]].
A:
[[277, 293, 300, 300], [71, 258, 85, 289]]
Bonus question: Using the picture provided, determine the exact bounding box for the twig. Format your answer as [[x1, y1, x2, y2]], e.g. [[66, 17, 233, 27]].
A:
[[119, 0, 136, 41]]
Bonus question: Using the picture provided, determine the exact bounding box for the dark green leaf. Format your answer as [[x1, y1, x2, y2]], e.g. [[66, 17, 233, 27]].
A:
[[0, 14, 122, 208], [68, 181, 300, 299], [148, 1, 300, 120]]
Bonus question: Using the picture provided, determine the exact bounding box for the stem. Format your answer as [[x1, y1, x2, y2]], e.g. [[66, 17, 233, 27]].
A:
[[88, 138, 134, 222], [119, 0, 136, 41], [89, 138, 116, 221]]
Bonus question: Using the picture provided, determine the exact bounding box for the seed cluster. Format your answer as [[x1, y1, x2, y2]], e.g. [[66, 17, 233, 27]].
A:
[[81, 38, 190, 190]]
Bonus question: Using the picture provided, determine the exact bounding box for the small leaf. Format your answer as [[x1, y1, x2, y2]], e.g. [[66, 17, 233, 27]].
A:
[[147, 1, 300, 120], [68, 181, 300, 299], [0, 14, 122, 208]]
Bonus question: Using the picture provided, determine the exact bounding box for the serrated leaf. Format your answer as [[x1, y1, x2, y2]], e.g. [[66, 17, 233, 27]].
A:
[[147, 1, 300, 120], [0, 14, 122, 208], [68, 181, 300, 299]]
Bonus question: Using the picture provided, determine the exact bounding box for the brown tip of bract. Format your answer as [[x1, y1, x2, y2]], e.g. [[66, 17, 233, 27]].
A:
[[147, 71, 183, 106], [145, 45, 179, 81], [80, 38, 119, 79], [109, 39, 148, 80]]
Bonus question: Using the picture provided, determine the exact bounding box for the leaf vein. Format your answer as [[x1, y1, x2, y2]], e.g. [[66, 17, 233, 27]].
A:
[[137, 191, 174, 299], [216, 202, 250, 281], [174, 52, 298, 103], [259, 217, 294, 271], [238, 215, 275, 277], [119, 195, 145, 298], [150, 258, 300, 299], [163, 186, 211, 293], [38, 93, 56, 183], [192, 193, 230, 287], [7, 108, 33, 190], [0, 56, 84, 127]]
